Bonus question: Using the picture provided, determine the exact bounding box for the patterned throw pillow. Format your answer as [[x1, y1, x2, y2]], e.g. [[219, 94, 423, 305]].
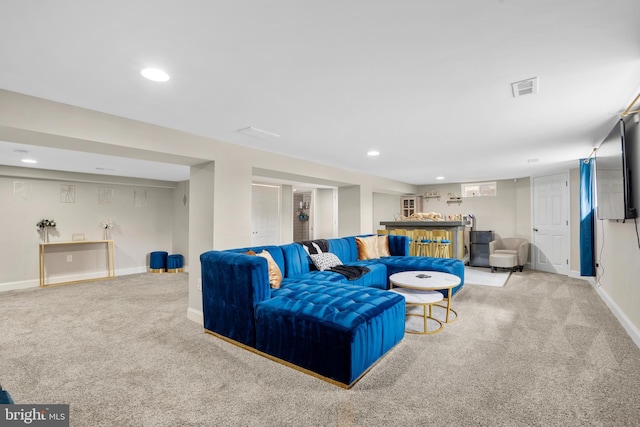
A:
[[309, 253, 343, 271]]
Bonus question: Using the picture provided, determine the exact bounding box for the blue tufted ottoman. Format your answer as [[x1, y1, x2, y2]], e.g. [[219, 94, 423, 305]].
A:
[[254, 282, 405, 387], [149, 251, 168, 273], [166, 254, 184, 273]]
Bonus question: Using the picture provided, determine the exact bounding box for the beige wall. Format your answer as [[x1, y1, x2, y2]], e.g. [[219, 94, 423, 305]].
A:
[[416, 178, 531, 240], [172, 180, 190, 263], [373, 192, 402, 231], [315, 188, 336, 239], [596, 220, 640, 343], [0, 167, 178, 290]]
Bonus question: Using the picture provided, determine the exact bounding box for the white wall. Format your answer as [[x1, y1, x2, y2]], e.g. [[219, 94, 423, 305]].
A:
[[0, 168, 177, 291]]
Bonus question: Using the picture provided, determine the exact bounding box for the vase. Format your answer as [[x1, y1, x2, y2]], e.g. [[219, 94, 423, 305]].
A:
[[103, 229, 108, 240], [44, 227, 49, 243]]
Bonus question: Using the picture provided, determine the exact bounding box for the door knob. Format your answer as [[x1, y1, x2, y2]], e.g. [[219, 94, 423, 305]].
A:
[[533, 228, 539, 232]]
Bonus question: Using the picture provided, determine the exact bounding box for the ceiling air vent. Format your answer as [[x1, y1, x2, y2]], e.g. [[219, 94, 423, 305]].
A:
[[511, 77, 538, 98]]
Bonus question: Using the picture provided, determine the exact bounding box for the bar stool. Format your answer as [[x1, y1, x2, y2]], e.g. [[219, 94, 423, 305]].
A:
[[414, 230, 432, 257], [432, 230, 452, 258]]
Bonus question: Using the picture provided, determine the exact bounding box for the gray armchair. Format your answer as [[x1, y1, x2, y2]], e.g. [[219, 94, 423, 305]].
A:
[[489, 237, 529, 272]]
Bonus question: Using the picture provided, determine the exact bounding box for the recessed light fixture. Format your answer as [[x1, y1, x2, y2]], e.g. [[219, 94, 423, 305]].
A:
[[367, 150, 380, 157], [436, 176, 445, 180], [22, 158, 38, 164], [140, 68, 170, 82]]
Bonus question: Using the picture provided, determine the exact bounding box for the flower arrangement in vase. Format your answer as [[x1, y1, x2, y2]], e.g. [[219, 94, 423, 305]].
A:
[[101, 219, 113, 240], [36, 219, 57, 243]]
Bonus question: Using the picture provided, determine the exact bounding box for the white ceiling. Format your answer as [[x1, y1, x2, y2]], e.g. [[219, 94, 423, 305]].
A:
[[1, 0, 639, 185]]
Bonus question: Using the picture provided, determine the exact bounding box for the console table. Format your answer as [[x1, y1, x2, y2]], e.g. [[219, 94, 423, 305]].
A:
[[39, 240, 115, 287]]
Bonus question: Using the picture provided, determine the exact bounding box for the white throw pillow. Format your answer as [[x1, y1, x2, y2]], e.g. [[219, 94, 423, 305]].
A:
[[309, 253, 343, 271]]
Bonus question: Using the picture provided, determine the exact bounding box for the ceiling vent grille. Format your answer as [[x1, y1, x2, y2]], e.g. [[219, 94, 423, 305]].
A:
[[237, 126, 280, 140], [511, 77, 538, 98]]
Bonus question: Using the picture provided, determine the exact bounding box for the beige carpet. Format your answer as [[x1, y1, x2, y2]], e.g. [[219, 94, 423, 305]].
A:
[[1, 271, 639, 426]]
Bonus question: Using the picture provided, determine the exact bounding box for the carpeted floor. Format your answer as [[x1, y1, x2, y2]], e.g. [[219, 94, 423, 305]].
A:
[[1, 271, 639, 426]]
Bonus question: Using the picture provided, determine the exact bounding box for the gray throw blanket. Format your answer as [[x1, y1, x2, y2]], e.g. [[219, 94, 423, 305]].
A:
[[328, 265, 370, 281], [298, 239, 329, 254]]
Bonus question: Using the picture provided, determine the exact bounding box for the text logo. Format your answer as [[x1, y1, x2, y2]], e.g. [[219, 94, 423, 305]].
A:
[[0, 405, 69, 427]]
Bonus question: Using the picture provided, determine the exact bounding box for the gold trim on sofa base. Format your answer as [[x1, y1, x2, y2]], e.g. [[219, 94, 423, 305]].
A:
[[204, 329, 396, 389], [149, 268, 165, 274]]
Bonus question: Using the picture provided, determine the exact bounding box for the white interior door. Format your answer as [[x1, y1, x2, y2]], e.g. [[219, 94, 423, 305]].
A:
[[531, 172, 569, 274], [251, 184, 280, 246]]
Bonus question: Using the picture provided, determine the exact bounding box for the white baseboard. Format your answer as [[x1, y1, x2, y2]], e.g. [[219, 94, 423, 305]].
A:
[[187, 307, 203, 325], [0, 265, 156, 293], [588, 281, 640, 349], [0, 279, 39, 292]]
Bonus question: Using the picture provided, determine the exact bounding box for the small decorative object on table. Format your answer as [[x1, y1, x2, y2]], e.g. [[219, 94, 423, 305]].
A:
[[101, 219, 113, 240], [36, 218, 57, 243]]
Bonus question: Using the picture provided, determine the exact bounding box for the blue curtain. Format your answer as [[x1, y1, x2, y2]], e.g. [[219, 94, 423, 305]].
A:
[[580, 159, 595, 276]]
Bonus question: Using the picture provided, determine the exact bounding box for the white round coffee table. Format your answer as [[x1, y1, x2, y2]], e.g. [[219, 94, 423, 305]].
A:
[[389, 271, 461, 325], [389, 287, 444, 334]]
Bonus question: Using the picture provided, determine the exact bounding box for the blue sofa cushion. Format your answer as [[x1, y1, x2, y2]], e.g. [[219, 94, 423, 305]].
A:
[[0, 388, 14, 404], [280, 243, 313, 278], [200, 250, 273, 347], [255, 282, 406, 385], [225, 246, 286, 279]]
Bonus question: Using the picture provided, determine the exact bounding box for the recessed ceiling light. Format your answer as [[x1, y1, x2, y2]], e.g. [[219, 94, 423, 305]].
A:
[[436, 176, 445, 180], [22, 158, 37, 164], [140, 68, 170, 82], [367, 150, 380, 157]]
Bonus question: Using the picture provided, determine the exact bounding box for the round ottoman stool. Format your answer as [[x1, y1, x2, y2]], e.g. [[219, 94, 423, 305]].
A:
[[167, 254, 184, 273], [149, 251, 168, 273]]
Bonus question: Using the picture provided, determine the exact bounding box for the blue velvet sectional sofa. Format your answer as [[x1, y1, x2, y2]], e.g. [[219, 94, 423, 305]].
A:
[[200, 234, 464, 388]]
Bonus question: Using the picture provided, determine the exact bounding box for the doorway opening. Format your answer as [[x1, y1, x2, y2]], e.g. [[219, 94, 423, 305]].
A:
[[294, 191, 313, 241]]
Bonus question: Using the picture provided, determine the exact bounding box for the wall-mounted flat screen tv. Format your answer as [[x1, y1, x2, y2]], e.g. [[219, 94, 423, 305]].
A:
[[595, 118, 637, 220]]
